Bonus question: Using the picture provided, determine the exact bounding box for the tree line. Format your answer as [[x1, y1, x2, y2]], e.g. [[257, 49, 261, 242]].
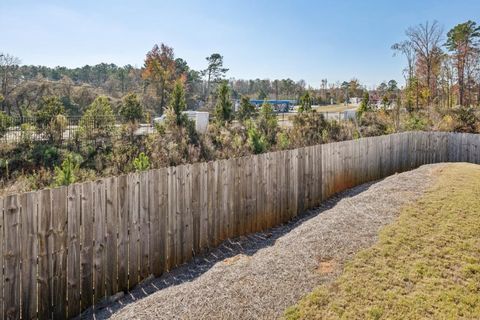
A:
[[1, 44, 395, 122], [392, 20, 480, 109]]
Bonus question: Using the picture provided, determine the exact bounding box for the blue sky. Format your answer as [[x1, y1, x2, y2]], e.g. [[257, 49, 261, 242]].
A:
[[1, 0, 479, 88]]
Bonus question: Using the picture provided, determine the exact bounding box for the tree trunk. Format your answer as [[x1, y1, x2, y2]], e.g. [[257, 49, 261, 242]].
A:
[[206, 71, 211, 107], [426, 63, 431, 106], [416, 81, 419, 110]]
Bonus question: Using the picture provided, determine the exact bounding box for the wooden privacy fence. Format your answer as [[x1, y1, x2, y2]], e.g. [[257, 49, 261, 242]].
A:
[[0, 131, 479, 319]]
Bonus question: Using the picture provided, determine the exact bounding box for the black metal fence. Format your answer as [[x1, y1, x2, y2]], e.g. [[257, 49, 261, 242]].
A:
[[1, 110, 355, 145], [0, 115, 136, 145]]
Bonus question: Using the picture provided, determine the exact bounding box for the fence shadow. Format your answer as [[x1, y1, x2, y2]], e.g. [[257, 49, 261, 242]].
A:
[[82, 180, 376, 319]]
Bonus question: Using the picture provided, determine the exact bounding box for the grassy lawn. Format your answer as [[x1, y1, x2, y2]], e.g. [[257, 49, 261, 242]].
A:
[[284, 163, 480, 320], [313, 104, 357, 113]]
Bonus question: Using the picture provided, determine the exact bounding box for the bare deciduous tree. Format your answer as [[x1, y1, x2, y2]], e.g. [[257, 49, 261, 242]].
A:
[[392, 40, 417, 84], [0, 53, 21, 114], [406, 21, 444, 104]]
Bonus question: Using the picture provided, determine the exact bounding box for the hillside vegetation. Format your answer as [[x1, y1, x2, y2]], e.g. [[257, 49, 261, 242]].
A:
[[285, 163, 480, 319]]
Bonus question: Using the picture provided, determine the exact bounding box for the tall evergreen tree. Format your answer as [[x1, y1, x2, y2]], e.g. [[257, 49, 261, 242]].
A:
[[237, 96, 257, 122], [202, 53, 229, 104], [214, 82, 233, 125], [299, 91, 313, 112], [446, 20, 480, 106], [167, 80, 188, 126]]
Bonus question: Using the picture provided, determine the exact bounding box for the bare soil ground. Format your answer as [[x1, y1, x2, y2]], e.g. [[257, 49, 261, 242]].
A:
[[84, 164, 444, 320]]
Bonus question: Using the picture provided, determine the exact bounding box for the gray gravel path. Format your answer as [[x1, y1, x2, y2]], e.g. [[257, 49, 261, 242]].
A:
[[84, 164, 444, 320]]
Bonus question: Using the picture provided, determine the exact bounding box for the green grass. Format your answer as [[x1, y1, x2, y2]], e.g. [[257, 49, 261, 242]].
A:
[[284, 163, 480, 320]]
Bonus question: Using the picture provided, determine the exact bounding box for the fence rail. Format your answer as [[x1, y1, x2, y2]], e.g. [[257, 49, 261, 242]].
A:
[[0, 131, 479, 319]]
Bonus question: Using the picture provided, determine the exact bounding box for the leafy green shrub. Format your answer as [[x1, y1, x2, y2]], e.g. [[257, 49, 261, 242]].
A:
[[0, 159, 10, 179], [54, 154, 80, 186], [357, 91, 371, 119], [36, 96, 65, 128], [0, 112, 12, 138], [452, 106, 479, 133], [277, 131, 291, 150], [246, 121, 268, 154], [298, 91, 313, 113], [257, 101, 278, 145], [133, 152, 150, 171], [403, 113, 429, 131], [237, 96, 257, 122], [167, 80, 188, 126], [20, 123, 35, 146], [79, 96, 116, 141], [33, 145, 60, 168], [359, 111, 395, 136], [119, 93, 144, 123], [48, 114, 68, 143], [146, 80, 206, 167], [215, 81, 233, 125], [36, 96, 66, 142], [27, 168, 55, 191], [291, 110, 328, 146]]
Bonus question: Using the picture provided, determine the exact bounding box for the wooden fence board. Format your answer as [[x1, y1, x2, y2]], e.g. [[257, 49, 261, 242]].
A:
[[256, 154, 266, 230], [278, 151, 285, 222], [37, 189, 52, 319], [297, 148, 305, 214], [51, 187, 68, 318], [93, 181, 106, 305], [183, 165, 193, 262], [216, 161, 226, 242], [199, 163, 209, 250], [139, 172, 150, 279], [242, 157, 250, 233], [291, 149, 299, 217], [268, 153, 275, 228], [116, 175, 128, 291], [227, 159, 235, 238], [20, 192, 38, 319], [105, 177, 118, 296], [67, 184, 81, 318], [273, 154, 279, 229], [157, 168, 168, 273], [128, 174, 140, 287], [278, 152, 286, 225], [4, 194, 20, 320], [191, 164, 201, 254], [238, 157, 247, 233], [80, 182, 94, 312], [246, 156, 255, 233], [167, 167, 177, 270], [233, 159, 241, 236], [175, 165, 184, 264], [148, 169, 161, 276], [314, 145, 322, 206], [284, 151, 292, 219]]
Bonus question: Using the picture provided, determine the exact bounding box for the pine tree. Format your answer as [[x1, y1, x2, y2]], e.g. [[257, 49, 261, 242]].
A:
[[167, 80, 188, 126], [237, 96, 257, 122], [214, 82, 233, 125]]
